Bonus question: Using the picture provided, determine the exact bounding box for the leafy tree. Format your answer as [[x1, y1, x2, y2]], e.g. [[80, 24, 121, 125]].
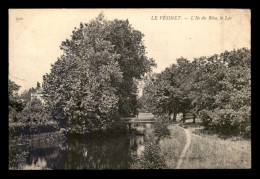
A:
[[8, 80, 22, 122], [37, 81, 41, 89], [142, 58, 194, 122], [20, 87, 37, 107], [43, 13, 155, 133], [199, 48, 251, 136], [103, 19, 156, 116], [20, 98, 48, 124], [143, 48, 251, 136]]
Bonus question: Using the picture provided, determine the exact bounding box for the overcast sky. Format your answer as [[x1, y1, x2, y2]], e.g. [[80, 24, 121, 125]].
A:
[[9, 9, 251, 93]]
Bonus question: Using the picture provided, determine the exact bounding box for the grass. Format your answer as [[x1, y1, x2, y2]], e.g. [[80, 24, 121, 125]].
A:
[[179, 131, 251, 169], [159, 125, 186, 169], [158, 116, 251, 169], [174, 118, 251, 169]]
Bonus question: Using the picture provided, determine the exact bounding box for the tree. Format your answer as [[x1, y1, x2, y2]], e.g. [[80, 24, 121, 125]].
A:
[[103, 18, 156, 116], [8, 80, 22, 122], [43, 13, 156, 133], [199, 48, 251, 135], [37, 81, 41, 89], [20, 87, 37, 108], [142, 58, 194, 122], [142, 72, 174, 120], [143, 48, 251, 136], [20, 98, 48, 124]]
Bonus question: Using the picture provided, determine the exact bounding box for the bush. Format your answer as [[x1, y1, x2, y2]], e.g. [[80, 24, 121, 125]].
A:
[[153, 122, 171, 139], [9, 122, 59, 137], [199, 108, 251, 136], [131, 141, 166, 169], [19, 98, 49, 124]]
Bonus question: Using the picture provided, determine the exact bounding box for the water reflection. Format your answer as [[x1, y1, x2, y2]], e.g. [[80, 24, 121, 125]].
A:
[[13, 123, 154, 170], [23, 158, 48, 170], [137, 145, 145, 156]]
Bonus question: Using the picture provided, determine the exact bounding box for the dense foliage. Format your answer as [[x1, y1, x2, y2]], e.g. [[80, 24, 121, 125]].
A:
[[9, 81, 58, 136], [20, 87, 37, 107], [130, 121, 171, 169], [143, 48, 251, 136], [8, 80, 23, 122], [19, 98, 49, 124], [42, 14, 156, 134]]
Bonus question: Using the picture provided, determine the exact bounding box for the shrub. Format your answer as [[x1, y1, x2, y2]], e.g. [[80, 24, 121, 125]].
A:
[[19, 98, 50, 124], [131, 141, 166, 169], [153, 122, 171, 139]]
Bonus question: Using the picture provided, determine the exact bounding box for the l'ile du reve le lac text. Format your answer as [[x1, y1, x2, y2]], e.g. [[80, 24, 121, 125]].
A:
[[151, 15, 232, 20]]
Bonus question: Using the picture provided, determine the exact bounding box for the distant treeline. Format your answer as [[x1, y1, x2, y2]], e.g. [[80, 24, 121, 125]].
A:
[[141, 48, 251, 137]]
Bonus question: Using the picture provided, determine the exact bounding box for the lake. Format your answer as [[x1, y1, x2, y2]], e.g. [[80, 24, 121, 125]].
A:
[[11, 115, 156, 170]]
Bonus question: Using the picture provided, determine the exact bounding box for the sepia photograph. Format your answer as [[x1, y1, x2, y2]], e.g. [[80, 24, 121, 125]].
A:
[[8, 8, 251, 170]]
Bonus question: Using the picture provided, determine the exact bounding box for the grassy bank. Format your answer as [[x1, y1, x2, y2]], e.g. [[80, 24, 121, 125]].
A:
[[9, 121, 59, 136], [9, 120, 63, 147], [9, 130, 65, 147], [159, 125, 186, 169], [159, 120, 251, 169], [176, 120, 251, 169], [130, 122, 187, 169], [180, 132, 251, 169]]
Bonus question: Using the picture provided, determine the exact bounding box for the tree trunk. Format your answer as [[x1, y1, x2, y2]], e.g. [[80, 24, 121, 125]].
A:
[[128, 123, 131, 132], [193, 114, 196, 124], [183, 111, 186, 123], [173, 111, 177, 122]]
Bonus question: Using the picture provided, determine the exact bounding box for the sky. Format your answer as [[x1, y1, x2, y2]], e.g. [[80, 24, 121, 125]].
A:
[[9, 9, 251, 93]]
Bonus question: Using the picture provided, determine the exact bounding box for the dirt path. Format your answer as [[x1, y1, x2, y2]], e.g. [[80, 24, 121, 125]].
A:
[[182, 125, 251, 154], [175, 125, 191, 169]]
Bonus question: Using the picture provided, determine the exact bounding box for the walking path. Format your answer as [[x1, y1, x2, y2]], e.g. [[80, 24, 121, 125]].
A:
[[175, 125, 192, 169], [180, 124, 250, 154]]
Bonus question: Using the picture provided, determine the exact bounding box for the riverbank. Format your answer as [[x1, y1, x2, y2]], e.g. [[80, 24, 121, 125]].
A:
[[161, 121, 251, 169], [9, 117, 157, 170], [8, 113, 251, 169], [159, 125, 186, 169], [9, 130, 66, 147], [9, 130, 66, 170], [180, 131, 251, 169]]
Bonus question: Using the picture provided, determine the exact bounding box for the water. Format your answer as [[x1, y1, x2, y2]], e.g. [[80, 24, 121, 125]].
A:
[[12, 122, 155, 170]]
